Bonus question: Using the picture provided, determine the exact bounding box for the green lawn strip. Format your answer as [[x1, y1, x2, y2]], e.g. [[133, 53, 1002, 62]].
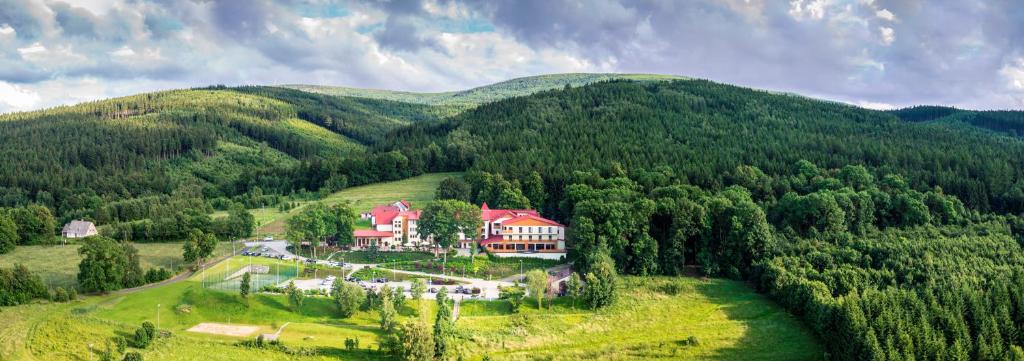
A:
[[334, 251, 434, 264], [381, 256, 563, 279]]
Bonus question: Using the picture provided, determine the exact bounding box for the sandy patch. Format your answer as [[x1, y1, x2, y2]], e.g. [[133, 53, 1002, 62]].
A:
[[187, 322, 261, 337]]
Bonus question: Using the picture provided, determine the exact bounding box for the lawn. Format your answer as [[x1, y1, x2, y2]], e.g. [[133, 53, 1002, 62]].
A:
[[333, 250, 434, 264], [455, 277, 824, 360], [0, 242, 232, 288], [0, 256, 822, 361], [382, 255, 563, 280], [253, 172, 459, 237]]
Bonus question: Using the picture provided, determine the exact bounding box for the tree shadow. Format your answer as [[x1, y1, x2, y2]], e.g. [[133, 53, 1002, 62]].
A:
[[685, 279, 825, 361]]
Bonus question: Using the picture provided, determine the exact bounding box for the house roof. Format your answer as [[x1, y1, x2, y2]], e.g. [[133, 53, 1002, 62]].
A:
[[479, 234, 505, 245], [480, 203, 539, 221], [502, 214, 565, 227], [62, 220, 94, 234], [353, 230, 394, 238], [372, 204, 421, 224]]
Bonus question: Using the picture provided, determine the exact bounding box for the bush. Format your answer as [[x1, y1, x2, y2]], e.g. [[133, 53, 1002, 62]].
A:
[[144, 267, 173, 283], [113, 336, 127, 353], [122, 351, 142, 361], [499, 286, 525, 313], [132, 328, 151, 348], [51, 287, 70, 302]]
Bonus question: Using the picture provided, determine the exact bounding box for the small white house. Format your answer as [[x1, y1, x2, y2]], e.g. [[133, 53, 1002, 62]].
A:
[[61, 220, 97, 238]]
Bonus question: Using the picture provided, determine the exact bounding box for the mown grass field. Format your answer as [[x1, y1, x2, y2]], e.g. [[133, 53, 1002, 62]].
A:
[[0, 253, 822, 361], [456, 277, 824, 360], [0, 242, 231, 288], [382, 255, 562, 279], [253, 172, 459, 237]]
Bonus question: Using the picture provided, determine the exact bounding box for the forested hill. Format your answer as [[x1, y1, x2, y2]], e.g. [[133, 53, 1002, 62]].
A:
[[284, 73, 685, 115], [890, 105, 1024, 138], [0, 86, 441, 222], [384, 79, 1024, 215]]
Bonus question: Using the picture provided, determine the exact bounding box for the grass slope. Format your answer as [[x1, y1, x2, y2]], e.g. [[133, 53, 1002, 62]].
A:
[[458, 277, 822, 360], [0, 258, 821, 360], [0, 242, 232, 288], [253, 172, 458, 236]]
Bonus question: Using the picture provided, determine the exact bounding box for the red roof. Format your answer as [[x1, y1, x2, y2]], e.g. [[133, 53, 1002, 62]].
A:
[[502, 214, 565, 227], [480, 203, 539, 221], [479, 234, 505, 245], [372, 205, 422, 224], [354, 230, 394, 238]]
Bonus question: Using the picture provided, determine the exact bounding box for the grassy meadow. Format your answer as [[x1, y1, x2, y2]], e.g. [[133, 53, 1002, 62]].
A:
[[0, 242, 232, 289], [456, 277, 823, 360], [0, 253, 822, 361]]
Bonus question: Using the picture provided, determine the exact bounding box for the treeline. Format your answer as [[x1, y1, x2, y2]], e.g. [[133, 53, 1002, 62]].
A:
[[0, 204, 57, 252], [101, 205, 254, 243]]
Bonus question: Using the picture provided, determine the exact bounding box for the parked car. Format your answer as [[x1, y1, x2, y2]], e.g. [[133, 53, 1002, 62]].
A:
[[428, 287, 437, 293]]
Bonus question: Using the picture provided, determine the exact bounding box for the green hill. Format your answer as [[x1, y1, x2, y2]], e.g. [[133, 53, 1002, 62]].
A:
[[384, 79, 1024, 214], [0, 86, 441, 223], [284, 73, 686, 115]]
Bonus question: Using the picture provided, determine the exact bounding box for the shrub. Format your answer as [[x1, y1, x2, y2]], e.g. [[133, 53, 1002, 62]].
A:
[[499, 286, 525, 313], [51, 287, 70, 302], [122, 351, 142, 361], [132, 328, 151, 348], [113, 336, 128, 353]]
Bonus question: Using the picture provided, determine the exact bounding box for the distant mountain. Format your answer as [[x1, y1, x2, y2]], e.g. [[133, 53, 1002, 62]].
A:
[[283, 73, 686, 115]]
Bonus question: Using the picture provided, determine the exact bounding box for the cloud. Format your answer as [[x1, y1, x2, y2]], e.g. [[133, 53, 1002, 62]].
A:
[[0, 80, 41, 110], [876, 8, 896, 21], [879, 26, 894, 45], [0, 0, 1022, 113]]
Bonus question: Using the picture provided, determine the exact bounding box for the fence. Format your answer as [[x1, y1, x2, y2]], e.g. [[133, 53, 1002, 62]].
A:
[[199, 256, 302, 292]]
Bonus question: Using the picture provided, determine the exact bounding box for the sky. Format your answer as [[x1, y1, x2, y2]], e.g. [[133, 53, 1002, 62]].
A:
[[1, 0, 1023, 113]]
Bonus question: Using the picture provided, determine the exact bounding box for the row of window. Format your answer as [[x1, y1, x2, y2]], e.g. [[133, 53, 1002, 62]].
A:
[[489, 243, 559, 251], [502, 226, 560, 234], [504, 234, 561, 241]]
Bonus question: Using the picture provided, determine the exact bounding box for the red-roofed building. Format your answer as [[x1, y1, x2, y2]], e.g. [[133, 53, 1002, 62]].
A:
[[353, 230, 396, 249], [356, 201, 424, 250], [460, 203, 566, 255], [355, 200, 566, 255]]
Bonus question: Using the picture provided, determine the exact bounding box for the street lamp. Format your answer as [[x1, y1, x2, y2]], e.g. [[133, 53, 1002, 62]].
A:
[[520, 260, 524, 281], [156, 304, 161, 330]]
